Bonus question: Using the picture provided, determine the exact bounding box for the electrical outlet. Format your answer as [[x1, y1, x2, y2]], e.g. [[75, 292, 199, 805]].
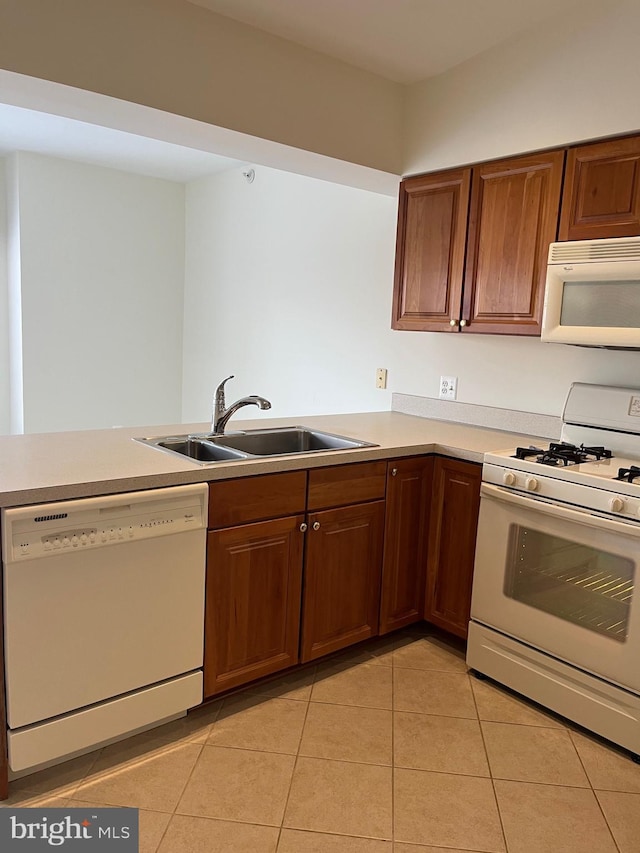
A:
[[376, 368, 388, 389], [439, 376, 458, 400]]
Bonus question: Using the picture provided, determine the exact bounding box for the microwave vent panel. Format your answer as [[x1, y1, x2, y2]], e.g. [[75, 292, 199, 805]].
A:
[[549, 237, 640, 264]]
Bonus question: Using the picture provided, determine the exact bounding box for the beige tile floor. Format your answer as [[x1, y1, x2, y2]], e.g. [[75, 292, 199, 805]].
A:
[[4, 626, 640, 852]]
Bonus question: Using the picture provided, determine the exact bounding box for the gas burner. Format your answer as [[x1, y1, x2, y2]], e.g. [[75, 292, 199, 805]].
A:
[[548, 442, 613, 462], [513, 442, 614, 467], [536, 450, 578, 467], [513, 446, 545, 460], [615, 466, 640, 483], [576, 445, 613, 461]]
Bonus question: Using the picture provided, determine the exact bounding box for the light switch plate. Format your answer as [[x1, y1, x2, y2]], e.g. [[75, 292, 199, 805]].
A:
[[376, 368, 388, 389]]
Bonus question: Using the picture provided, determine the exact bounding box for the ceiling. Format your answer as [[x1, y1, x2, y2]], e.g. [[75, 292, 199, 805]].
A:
[[0, 103, 244, 182], [0, 0, 594, 183], [187, 0, 591, 84]]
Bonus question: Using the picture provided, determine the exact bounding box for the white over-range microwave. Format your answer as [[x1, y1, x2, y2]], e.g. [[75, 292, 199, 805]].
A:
[[541, 236, 640, 349]]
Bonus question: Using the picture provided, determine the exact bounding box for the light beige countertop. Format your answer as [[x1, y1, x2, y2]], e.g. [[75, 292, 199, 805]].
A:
[[0, 411, 546, 508]]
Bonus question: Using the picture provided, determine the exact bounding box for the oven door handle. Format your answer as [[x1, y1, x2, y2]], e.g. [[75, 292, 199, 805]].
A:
[[480, 482, 640, 538]]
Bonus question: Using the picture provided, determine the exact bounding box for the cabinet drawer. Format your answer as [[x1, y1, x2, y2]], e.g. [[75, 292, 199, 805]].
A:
[[307, 461, 386, 510], [208, 471, 307, 529]]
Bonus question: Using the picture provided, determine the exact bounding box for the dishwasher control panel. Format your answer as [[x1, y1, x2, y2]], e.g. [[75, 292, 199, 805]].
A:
[[2, 483, 208, 562]]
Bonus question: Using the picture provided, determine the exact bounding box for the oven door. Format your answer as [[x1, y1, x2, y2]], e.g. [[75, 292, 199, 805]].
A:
[[471, 482, 640, 693]]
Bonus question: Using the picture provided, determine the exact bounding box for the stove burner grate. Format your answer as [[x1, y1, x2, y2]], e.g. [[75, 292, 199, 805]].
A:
[[513, 442, 613, 467], [615, 466, 640, 483]]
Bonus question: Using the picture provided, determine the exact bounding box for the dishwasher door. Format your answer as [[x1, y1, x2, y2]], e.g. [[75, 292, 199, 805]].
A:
[[2, 484, 208, 731]]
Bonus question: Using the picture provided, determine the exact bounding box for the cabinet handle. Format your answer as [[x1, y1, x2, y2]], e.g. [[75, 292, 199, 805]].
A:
[[460, 319, 467, 327], [391, 468, 398, 477], [312, 521, 321, 531], [299, 522, 308, 532], [449, 319, 459, 327]]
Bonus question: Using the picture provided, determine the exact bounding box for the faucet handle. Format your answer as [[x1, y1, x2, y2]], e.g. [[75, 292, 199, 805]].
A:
[[216, 374, 234, 391], [212, 375, 235, 432], [215, 375, 234, 406]]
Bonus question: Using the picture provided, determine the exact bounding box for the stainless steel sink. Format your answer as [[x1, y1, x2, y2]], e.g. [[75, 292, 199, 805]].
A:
[[136, 427, 377, 465], [138, 436, 248, 464], [213, 427, 375, 456]]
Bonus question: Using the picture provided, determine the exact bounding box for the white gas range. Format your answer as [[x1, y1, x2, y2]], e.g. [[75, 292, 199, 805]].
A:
[[467, 383, 640, 758]]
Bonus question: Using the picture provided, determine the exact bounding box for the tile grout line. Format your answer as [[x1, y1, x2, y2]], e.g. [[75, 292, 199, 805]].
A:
[[275, 691, 313, 850], [568, 729, 624, 853], [16, 743, 108, 803], [470, 671, 510, 853], [164, 737, 207, 817], [150, 706, 225, 850], [391, 636, 396, 848]]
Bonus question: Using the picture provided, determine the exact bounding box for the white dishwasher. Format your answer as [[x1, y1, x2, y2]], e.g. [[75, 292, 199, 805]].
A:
[[2, 483, 208, 774]]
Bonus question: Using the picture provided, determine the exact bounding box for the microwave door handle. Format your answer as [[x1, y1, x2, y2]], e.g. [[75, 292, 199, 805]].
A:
[[480, 482, 640, 539]]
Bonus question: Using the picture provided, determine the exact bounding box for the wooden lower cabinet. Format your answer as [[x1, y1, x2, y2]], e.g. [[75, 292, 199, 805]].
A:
[[300, 501, 385, 662], [379, 456, 433, 634], [203, 453, 480, 697], [204, 514, 305, 697], [424, 457, 482, 639]]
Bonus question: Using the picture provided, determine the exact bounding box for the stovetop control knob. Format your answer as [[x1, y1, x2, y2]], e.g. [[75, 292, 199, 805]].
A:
[[610, 497, 625, 513], [503, 472, 516, 486], [525, 477, 539, 492]]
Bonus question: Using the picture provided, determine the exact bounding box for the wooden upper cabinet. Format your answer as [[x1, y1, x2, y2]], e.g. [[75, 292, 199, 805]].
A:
[[559, 135, 640, 240], [392, 168, 471, 331], [463, 150, 565, 335]]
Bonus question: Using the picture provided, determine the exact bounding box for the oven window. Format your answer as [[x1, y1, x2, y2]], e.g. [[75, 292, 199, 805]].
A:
[[504, 525, 634, 642]]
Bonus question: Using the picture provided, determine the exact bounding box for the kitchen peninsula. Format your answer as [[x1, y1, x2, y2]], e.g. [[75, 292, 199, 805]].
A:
[[0, 409, 547, 798], [0, 411, 546, 507]]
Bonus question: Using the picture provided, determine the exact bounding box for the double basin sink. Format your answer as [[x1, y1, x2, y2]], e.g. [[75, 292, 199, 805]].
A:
[[137, 426, 377, 465]]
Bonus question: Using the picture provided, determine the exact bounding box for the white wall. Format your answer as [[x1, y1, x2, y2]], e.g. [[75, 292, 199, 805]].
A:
[[183, 163, 640, 425], [404, 0, 640, 174], [0, 158, 10, 433], [14, 152, 185, 433], [385, 0, 640, 418], [5, 155, 24, 433], [182, 166, 398, 422], [6, 0, 640, 431], [0, 0, 402, 175]]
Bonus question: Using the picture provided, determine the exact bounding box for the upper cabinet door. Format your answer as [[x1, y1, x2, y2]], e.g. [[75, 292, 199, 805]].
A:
[[392, 168, 471, 331], [462, 150, 565, 336], [559, 135, 640, 241]]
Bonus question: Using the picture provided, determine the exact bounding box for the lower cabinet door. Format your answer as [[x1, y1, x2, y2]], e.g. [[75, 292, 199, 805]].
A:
[[379, 456, 433, 634], [301, 501, 385, 663], [204, 515, 304, 697], [425, 457, 482, 639]]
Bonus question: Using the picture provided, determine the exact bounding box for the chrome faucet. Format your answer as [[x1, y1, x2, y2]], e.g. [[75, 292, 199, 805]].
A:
[[212, 375, 271, 434]]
